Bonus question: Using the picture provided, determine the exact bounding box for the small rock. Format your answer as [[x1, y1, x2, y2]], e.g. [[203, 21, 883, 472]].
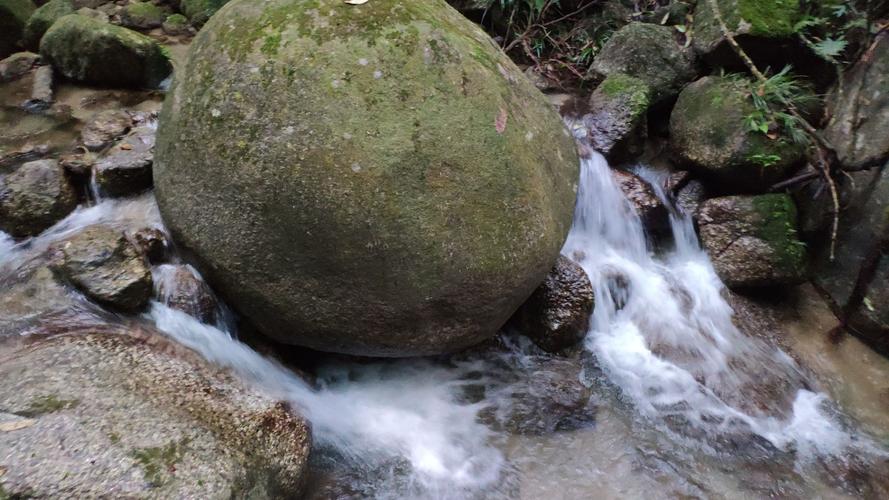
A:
[[93, 125, 154, 196], [675, 178, 706, 216], [697, 194, 807, 288], [179, 0, 231, 27], [81, 109, 132, 151], [154, 264, 219, 324], [0, 143, 49, 170], [510, 256, 594, 353], [58, 150, 95, 177], [0, 159, 77, 238], [613, 169, 670, 236], [584, 73, 651, 162], [128, 226, 168, 263], [22, 0, 75, 50], [39, 14, 172, 88], [23, 64, 53, 112], [119, 1, 165, 30], [161, 13, 190, 36], [589, 22, 696, 104], [50, 224, 153, 312], [0, 51, 39, 82]]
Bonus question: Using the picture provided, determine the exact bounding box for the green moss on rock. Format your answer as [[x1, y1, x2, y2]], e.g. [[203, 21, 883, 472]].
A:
[[179, 0, 230, 27], [22, 0, 73, 50], [0, 0, 36, 58], [120, 1, 165, 30], [669, 75, 804, 192], [599, 73, 651, 115], [155, 0, 579, 356], [39, 14, 172, 88], [752, 193, 806, 270]]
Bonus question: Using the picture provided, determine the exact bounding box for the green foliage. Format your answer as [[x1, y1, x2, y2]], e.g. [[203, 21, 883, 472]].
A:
[[732, 67, 815, 145], [796, 0, 880, 63], [748, 153, 782, 168]]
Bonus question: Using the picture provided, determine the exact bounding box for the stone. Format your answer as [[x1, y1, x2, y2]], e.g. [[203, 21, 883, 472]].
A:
[[161, 12, 190, 36], [670, 76, 805, 192], [128, 226, 168, 263], [0, 0, 35, 59], [697, 194, 807, 288], [154, 0, 580, 356], [179, 0, 230, 26], [154, 264, 219, 324], [81, 108, 132, 151], [510, 255, 594, 353], [675, 178, 707, 216], [0, 159, 77, 238], [22, 0, 74, 49], [589, 22, 696, 104], [0, 143, 48, 170], [74, 5, 107, 22], [583, 73, 651, 161], [50, 224, 153, 312], [58, 150, 94, 177], [119, 1, 165, 30], [94, 125, 154, 196], [23, 63, 53, 112], [824, 33, 889, 170], [613, 169, 670, 236], [39, 14, 172, 88], [0, 51, 38, 82], [0, 332, 311, 498]]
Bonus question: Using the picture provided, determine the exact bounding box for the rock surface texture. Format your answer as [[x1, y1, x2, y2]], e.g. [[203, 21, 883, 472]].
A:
[[0, 159, 77, 238], [0, 0, 35, 59], [697, 194, 807, 288], [584, 73, 651, 161], [0, 332, 311, 498], [155, 0, 580, 356]]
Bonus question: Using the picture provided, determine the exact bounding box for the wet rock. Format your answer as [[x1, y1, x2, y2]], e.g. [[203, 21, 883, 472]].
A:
[[128, 226, 168, 263], [613, 169, 670, 236], [94, 125, 154, 196], [58, 150, 94, 177], [0, 143, 49, 170], [0, 0, 35, 59], [675, 178, 707, 216], [39, 14, 172, 88], [155, 0, 579, 357], [589, 22, 696, 104], [74, 5, 107, 22], [161, 12, 190, 36], [154, 264, 218, 324], [0, 159, 77, 238], [510, 256, 593, 353], [697, 194, 807, 288], [119, 1, 165, 30], [179, 0, 230, 27], [584, 73, 651, 162], [81, 108, 132, 151], [824, 33, 889, 170], [670, 76, 805, 192], [809, 167, 889, 354], [50, 224, 153, 312], [0, 51, 38, 82], [22, 0, 74, 49], [0, 332, 311, 498], [23, 64, 52, 112], [483, 355, 596, 435], [693, 0, 830, 88]]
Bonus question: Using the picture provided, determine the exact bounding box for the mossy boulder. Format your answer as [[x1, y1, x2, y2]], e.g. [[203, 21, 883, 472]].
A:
[[583, 73, 651, 161], [39, 14, 172, 88], [697, 194, 807, 287], [589, 22, 696, 104], [0, 0, 35, 58], [162, 12, 190, 36], [669, 76, 804, 192], [178, 0, 229, 27], [154, 0, 580, 357], [120, 1, 166, 30], [22, 0, 73, 49]]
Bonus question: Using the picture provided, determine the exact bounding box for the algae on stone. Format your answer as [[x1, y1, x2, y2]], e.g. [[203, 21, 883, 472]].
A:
[[22, 0, 74, 49], [0, 0, 36, 58]]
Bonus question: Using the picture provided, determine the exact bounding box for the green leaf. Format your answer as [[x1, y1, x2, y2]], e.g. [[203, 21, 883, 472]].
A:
[[814, 38, 847, 58], [864, 297, 876, 312]]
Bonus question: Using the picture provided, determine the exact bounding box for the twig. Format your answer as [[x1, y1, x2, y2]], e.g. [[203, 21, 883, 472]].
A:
[[814, 147, 841, 261]]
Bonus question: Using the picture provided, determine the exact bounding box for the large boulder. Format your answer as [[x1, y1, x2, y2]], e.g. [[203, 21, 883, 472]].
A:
[[697, 194, 807, 288], [22, 0, 74, 49], [509, 255, 594, 353], [155, 0, 580, 357], [589, 22, 696, 104], [824, 33, 889, 170], [0, 159, 77, 238], [0, 332, 311, 498], [670, 76, 805, 192], [583, 73, 651, 161], [39, 14, 172, 88], [119, 1, 166, 30], [0, 0, 35, 59], [50, 224, 153, 312]]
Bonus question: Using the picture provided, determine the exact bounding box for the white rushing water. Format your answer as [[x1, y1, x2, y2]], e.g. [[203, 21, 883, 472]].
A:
[[2, 119, 885, 498]]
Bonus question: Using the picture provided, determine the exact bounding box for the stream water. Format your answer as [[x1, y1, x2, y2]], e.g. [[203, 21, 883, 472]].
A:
[[2, 112, 889, 498]]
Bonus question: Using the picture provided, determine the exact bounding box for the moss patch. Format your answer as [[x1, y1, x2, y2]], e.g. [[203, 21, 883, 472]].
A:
[[131, 439, 188, 487], [599, 73, 651, 115], [737, 0, 799, 37], [752, 193, 806, 270], [20, 394, 79, 417]]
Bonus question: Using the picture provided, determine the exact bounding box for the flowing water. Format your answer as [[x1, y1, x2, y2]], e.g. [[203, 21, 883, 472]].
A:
[[2, 114, 889, 498]]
